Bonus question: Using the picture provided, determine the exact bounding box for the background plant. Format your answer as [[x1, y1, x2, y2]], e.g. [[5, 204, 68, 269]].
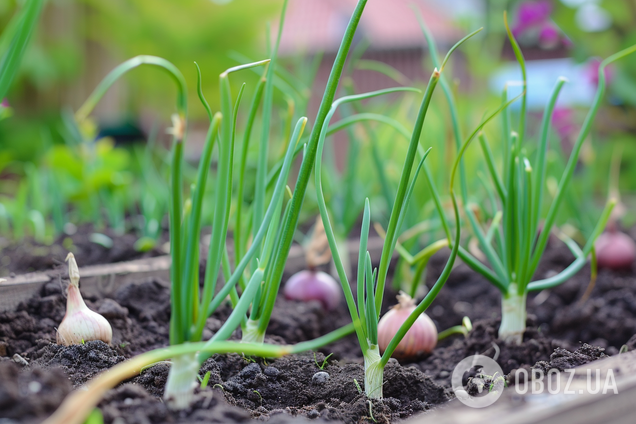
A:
[[426, 16, 636, 344]]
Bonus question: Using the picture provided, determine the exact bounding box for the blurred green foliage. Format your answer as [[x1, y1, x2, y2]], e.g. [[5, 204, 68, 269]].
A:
[[0, 0, 280, 117], [83, 0, 280, 116]]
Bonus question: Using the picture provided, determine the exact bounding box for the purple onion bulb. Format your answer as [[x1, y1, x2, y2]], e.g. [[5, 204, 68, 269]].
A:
[[595, 230, 636, 270], [283, 270, 342, 310]]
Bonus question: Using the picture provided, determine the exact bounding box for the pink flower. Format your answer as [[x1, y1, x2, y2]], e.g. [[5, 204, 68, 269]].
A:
[[513, 0, 553, 36], [585, 58, 614, 87], [1, 98, 8, 108], [539, 23, 560, 48], [551, 107, 577, 140]]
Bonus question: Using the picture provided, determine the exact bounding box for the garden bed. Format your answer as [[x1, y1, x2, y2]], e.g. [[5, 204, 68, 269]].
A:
[[1, 237, 636, 424], [0, 223, 169, 277]]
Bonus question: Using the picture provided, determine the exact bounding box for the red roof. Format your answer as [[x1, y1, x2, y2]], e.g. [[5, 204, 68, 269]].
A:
[[278, 0, 460, 55]]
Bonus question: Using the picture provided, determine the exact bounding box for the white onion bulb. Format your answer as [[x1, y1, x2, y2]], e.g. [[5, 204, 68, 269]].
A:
[[57, 253, 112, 346], [377, 292, 437, 359]]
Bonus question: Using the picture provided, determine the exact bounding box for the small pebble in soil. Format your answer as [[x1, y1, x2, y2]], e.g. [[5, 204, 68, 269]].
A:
[[264, 366, 280, 377], [312, 371, 330, 384], [28, 381, 41, 393]]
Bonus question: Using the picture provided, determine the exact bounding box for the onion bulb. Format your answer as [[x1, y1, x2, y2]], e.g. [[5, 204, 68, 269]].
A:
[[377, 292, 437, 359], [57, 253, 112, 346], [595, 229, 636, 270], [283, 270, 341, 310]]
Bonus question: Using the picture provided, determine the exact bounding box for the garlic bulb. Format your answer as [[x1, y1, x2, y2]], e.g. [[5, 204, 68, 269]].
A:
[[377, 292, 437, 359], [57, 253, 112, 346]]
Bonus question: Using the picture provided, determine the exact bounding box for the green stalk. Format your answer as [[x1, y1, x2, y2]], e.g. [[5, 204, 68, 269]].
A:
[[408, 239, 448, 298], [364, 252, 378, 346], [245, 190, 286, 336], [253, 0, 288, 259], [235, 74, 266, 279], [250, 197, 292, 325], [423, 94, 523, 293], [380, 144, 462, 365], [504, 131, 518, 281], [195, 73, 234, 341], [181, 110, 222, 334], [478, 133, 505, 200], [340, 106, 362, 234], [0, 0, 46, 100], [76, 56, 187, 123], [194, 60, 269, 342], [208, 268, 265, 345], [357, 199, 371, 338], [517, 159, 533, 294], [504, 12, 527, 147], [513, 158, 525, 284], [374, 27, 483, 314], [311, 88, 421, 354], [169, 140, 184, 345], [374, 73, 439, 313], [529, 77, 567, 241], [328, 113, 411, 139], [256, 0, 369, 337], [204, 117, 306, 320], [528, 198, 616, 291]]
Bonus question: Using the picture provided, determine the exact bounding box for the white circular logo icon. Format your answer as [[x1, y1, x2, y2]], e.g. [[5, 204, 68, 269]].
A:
[[451, 355, 505, 408]]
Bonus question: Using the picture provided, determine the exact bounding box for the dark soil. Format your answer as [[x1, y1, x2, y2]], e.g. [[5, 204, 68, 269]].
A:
[[0, 361, 72, 424], [1, 238, 635, 423], [0, 223, 167, 277]]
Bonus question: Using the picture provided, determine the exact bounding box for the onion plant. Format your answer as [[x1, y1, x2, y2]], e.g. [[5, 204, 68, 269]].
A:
[[422, 16, 636, 344], [311, 28, 488, 398], [332, 39, 452, 298], [317, 46, 405, 276]]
